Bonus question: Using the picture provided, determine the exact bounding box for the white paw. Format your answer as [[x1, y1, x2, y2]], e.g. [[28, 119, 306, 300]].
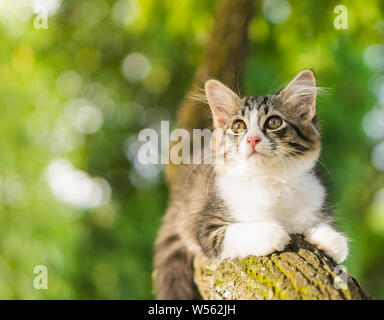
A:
[[304, 224, 349, 263], [221, 222, 290, 260]]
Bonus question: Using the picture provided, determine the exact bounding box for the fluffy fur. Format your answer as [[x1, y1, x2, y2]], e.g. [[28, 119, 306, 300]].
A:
[[153, 70, 348, 300]]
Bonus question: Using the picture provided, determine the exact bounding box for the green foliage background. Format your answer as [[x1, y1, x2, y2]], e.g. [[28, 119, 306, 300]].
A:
[[0, 0, 384, 299]]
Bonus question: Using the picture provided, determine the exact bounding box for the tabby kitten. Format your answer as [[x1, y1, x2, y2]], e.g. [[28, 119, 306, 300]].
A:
[[154, 70, 348, 300]]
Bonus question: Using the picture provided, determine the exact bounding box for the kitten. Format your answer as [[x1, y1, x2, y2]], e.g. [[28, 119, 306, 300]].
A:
[[153, 70, 348, 300]]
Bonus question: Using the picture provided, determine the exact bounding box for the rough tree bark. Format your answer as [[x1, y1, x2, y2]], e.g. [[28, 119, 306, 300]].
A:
[[165, 0, 372, 300], [194, 235, 371, 300]]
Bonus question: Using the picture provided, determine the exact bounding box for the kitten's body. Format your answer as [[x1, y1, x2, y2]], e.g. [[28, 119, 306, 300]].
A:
[[154, 70, 348, 299]]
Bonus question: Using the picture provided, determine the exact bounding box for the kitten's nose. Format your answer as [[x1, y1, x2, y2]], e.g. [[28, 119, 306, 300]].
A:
[[246, 136, 261, 148]]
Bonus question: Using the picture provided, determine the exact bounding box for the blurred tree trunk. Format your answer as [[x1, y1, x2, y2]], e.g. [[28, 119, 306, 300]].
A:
[[178, 0, 257, 129], [164, 0, 372, 300], [165, 0, 258, 185]]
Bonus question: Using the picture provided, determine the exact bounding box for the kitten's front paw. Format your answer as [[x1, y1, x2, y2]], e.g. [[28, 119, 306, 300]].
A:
[[304, 224, 349, 263], [221, 222, 290, 260]]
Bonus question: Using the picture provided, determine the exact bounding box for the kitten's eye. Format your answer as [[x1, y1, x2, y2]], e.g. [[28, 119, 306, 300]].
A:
[[231, 120, 247, 134], [266, 116, 282, 130]]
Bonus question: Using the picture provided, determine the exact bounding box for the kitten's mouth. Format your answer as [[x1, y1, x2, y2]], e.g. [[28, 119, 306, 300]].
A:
[[247, 149, 262, 158], [247, 150, 256, 158], [246, 148, 270, 159]]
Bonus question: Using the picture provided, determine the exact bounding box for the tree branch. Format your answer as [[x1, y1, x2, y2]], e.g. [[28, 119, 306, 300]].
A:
[[194, 235, 372, 300]]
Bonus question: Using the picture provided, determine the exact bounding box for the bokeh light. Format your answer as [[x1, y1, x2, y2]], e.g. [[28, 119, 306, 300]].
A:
[[364, 44, 384, 71], [46, 159, 111, 209], [362, 109, 384, 140], [111, 0, 140, 27], [262, 0, 291, 24], [122, 52, 151, 82], [73, 104, 103, 134], [32, 0, 62, 16], [372, 142, 384, 171], [56, 71, 83, 98]]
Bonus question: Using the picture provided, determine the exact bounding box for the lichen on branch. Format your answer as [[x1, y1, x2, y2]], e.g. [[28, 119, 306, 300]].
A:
[[194, 235, 371, 300]]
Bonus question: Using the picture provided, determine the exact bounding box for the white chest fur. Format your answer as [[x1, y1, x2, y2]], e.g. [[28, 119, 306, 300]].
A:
[[216, 170, 325, 234]]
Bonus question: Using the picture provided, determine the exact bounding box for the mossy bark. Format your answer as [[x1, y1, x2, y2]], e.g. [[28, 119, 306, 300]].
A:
[[194, 235, 372, 300]]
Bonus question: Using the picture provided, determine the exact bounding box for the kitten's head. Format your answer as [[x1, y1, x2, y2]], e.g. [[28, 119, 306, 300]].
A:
[[205, 70, 321, 178]]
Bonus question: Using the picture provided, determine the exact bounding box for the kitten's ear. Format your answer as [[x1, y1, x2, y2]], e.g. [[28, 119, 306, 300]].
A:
[[205, 80, 240, 128], [279, 69, 317, 120]]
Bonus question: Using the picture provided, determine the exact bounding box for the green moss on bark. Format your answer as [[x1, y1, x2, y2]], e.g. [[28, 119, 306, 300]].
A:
[[194, 235, 372, 300]]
